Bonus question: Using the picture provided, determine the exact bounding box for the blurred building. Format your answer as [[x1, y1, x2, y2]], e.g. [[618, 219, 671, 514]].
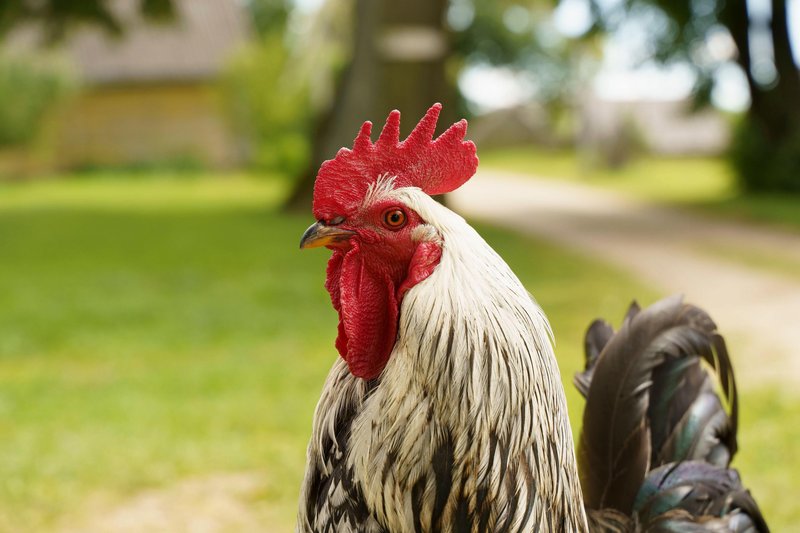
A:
[[579, 94, 731, 157], [466, 95, 730, 162], [468, 104, 566, 149], [7, 0, 249, 171]]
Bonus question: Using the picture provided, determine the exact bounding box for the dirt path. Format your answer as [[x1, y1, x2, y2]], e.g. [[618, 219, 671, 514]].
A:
[[451, 169, 800, 388], [55, 473, 289, 533]]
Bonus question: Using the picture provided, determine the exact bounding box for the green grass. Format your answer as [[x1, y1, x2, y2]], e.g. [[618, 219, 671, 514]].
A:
[[0, 174, 795, 530], [480, 147, 800, 232], [736, 388, 800, 529], [0, 174, 326, 530]]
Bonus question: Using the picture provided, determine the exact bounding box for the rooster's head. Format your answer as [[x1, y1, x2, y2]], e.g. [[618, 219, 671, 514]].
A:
[[300, 103, 479, 379]]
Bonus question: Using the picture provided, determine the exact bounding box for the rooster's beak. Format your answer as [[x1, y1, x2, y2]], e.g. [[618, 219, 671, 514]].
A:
[[300, 221, 355, 249]]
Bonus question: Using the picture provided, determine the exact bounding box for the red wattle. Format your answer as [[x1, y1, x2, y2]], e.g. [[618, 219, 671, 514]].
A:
[[325, 245, 398, 379], [397, 241, 442, 301], [324, 240, 441, 380]]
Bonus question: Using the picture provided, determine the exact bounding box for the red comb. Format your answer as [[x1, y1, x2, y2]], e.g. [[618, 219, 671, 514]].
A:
[[312, 103, 478, 220]]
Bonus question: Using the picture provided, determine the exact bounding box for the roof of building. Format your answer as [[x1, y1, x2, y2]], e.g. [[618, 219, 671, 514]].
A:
[[75, 0, 249, 84], [6, 0, 250, 85]]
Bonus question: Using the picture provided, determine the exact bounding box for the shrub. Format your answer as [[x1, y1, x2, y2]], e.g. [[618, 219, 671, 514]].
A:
[[220, 35, 311, 176], [0, 53, 74, 147], [731, 117, 800, 193]]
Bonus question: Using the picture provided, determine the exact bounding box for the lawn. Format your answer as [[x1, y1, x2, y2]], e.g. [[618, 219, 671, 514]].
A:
[[480, 147, 800, 232], [0, 173, 796, 530]]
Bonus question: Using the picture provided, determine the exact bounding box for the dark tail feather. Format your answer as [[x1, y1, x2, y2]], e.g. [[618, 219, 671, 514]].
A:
[[577, 295, 728, 512], [647, 336, 737, 469], [635, 461, 767, 532], [576, 301, 640, 399], [575, 318, 616, 398], [586, 508, 634, 533], [643, 510, 765, 533], [576, 296, 768, 532]]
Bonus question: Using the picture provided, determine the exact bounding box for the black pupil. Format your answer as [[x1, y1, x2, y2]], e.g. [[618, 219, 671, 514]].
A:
[[389, 211, 402, 224]]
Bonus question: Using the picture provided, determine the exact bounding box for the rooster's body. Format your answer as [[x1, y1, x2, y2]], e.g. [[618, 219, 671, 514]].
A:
[[299, 187, 584, 531], [297, 105, 767, 532]]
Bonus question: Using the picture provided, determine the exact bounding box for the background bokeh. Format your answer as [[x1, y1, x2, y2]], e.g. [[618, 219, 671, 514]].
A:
[[0, 0, 798, 531]]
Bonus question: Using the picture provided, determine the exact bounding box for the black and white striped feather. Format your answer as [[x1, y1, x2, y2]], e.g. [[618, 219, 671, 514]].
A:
[[298, 185, 586, 532], [298, 180, 768, 533]]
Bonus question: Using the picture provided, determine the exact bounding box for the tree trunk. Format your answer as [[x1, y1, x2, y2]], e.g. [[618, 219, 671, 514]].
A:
[[284, 0, 451, 211], [770, 0, 800, 97], [722, 0, 800, 191], [765, 0, 800, 130], [721, 0, 756, 107], [284, 0, 379, 211], [723, 0, 800, 127]]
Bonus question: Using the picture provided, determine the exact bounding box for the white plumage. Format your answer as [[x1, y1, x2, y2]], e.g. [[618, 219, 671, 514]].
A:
[[298, 185, 587, 532]]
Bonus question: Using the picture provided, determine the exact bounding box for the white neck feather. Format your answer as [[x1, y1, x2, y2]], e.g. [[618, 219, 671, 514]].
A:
[[344, 187, 587, 531]]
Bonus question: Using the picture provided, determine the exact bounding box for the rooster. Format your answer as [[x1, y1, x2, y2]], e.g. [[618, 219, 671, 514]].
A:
[[296, 104, 768, 532]]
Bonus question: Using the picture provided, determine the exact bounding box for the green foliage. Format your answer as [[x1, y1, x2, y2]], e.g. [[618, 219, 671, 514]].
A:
[[593, 116, 648, 169], [248, 0, 292, 38], [0, 54, 73, 147], [731, 117, 800, 193], [138, 0, 175, 20], [448, 0, 576, 105], [585, 0, 723, 93], [582, 0, 800, 193], [0, 0, 175, 39], [449, 0, 543, 65], [221, 35, 311, 176]]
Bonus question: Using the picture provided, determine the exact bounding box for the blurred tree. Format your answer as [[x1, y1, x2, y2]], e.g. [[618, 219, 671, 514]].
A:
[[0, 0, 174, 39], [0, 0, 175, 161], [586, 0, 800, 192], [248, 0, 292, 37], [284, 0, 580, 209], [0, 54, 73, 147], [449, 0, 580, 107], [0, 1, 169, 154], [222, 34, 311, 176], [0, 0, 311, 177], [285, 0, 453, 209]]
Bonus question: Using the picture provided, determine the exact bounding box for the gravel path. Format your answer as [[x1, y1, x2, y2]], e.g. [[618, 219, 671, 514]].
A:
[[451, 169, 800, 388]]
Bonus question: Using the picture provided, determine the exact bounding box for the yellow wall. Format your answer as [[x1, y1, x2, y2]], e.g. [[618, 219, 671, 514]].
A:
[[55, 83, 241, 169]]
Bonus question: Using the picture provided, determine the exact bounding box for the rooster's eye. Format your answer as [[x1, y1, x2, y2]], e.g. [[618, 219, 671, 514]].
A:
[[382, 208, 407, 230]]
